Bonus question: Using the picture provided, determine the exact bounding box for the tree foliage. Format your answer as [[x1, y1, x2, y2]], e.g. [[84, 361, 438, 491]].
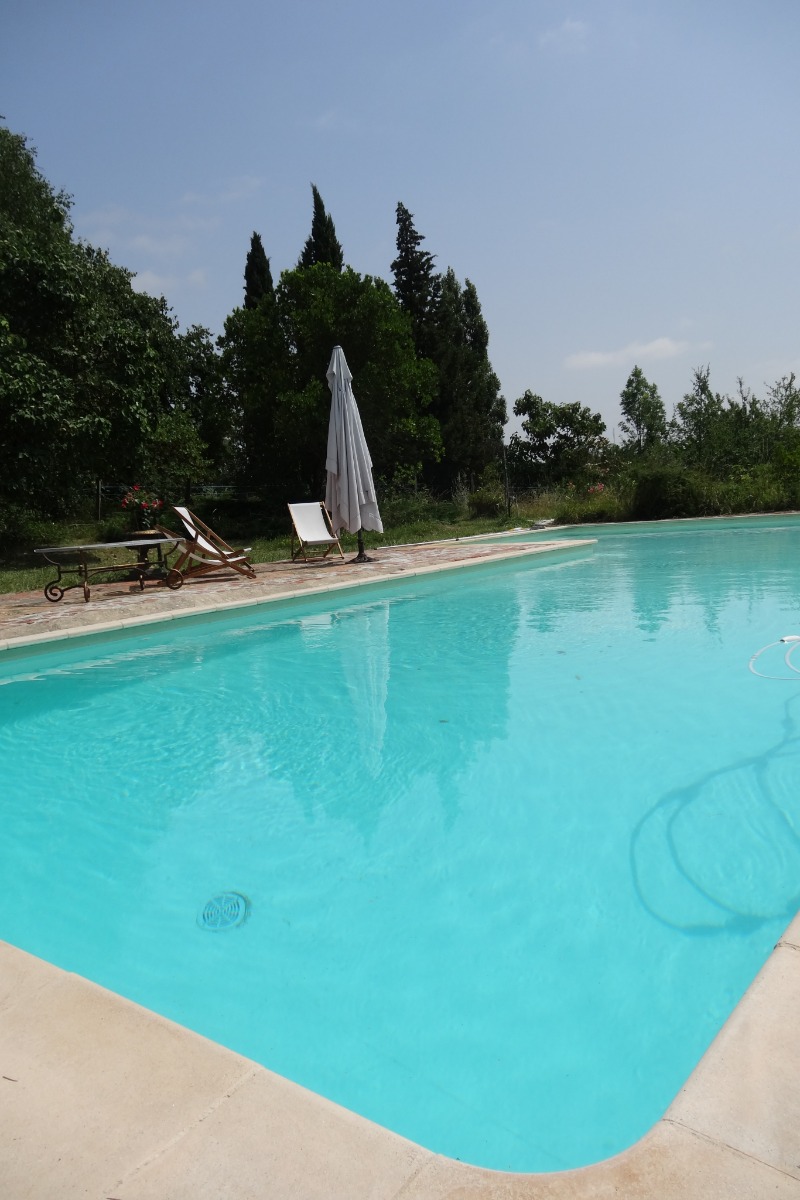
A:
[[273, 264, 440, 496], [663, 365, 800, 485], [619, 365, 667, 453], [0, 124, 229, 516], [11, 116, 800, 533], [391, 202, 439, 358], [0, 127, 507, 524], [671, 365, 727, 472], [509, 391, 608, 486], [425, 268, 506, 491], [297, 184, 344, 272], [243, 231, 273, 309]]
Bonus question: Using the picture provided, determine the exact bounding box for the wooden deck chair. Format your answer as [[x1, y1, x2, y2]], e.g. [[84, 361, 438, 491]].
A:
[[161, 506, 257, 585], [288, 502, 345, 562]]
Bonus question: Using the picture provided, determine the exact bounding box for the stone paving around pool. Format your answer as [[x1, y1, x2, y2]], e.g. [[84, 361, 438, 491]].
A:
[[0, 537, 588, 648], [1, 534, 799, 1198]]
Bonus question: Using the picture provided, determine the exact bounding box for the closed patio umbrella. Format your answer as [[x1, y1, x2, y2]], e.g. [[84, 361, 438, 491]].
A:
[[325, 345, 383, 563]]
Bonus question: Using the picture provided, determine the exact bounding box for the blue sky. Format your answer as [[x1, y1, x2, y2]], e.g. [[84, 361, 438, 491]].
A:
[[3, 0, 799, 436]]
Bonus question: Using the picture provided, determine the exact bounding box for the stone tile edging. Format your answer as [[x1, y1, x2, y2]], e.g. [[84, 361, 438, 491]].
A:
[[1, 915, 799, 1198]]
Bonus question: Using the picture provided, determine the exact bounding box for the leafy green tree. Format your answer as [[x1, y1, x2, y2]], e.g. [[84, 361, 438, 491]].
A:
[[669, 367, 800, 481], [0, 122, 209, 514], [243, 231, 274, 309], [619, 365, 667, 453], [391, 202, 439, 358], [0, 125, 85, 512], [0, 127, 76, 356], [0, 125, 72, 230], [92, 313, 227, 499], [139, 410, 210, 502], [297, 184, 344, 271], [73, 246, 180, 464], [671, 366, 727, 472], [727, 374, 800, 469], [763, 373, 800, 426], [0, 129, 154, 509], [166, 324, 229, 476], [509, 391, 607, 486], [771, 386, 800, 503]]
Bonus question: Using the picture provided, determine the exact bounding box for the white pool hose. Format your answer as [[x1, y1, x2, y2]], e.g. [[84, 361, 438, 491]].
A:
[[749, 636, 800, 679]]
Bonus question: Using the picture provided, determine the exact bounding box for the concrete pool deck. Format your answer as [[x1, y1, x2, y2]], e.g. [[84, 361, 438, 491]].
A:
[[1, 536, 799, 1198]]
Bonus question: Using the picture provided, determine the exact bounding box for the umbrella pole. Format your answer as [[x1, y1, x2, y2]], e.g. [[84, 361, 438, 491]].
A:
[[351, 528, 374, 564]]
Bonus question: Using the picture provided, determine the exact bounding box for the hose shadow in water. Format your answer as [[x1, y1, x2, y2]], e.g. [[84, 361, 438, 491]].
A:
[[630, 691, 800, 935]]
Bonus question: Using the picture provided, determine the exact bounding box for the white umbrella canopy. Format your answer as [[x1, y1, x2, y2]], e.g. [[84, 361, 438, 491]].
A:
[[325, 345, 383, 561]]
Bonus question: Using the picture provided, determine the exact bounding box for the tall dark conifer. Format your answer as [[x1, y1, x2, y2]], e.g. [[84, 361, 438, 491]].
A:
[[426, 268, 506, 490], [297, 184, 343, 271], [243, 232, 273, 309], [391, 202, 439, 357]]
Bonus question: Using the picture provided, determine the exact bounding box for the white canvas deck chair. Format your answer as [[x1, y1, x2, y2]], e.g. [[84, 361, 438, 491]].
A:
[[288, 502, 344, 562], [163, 506, 256, 584]]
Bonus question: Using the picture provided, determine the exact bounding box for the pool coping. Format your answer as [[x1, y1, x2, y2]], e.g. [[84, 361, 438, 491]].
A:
[[2, 918, 798, 1198], [2, 534, 800, 1197], [0, 537, 592, 654]]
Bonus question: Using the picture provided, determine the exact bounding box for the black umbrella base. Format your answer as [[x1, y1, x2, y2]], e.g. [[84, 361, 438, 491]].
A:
[[350, 529, 376, 563]]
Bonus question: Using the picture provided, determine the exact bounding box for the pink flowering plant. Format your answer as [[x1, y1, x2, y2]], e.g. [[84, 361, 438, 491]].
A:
[[121, 485, 164, 531]]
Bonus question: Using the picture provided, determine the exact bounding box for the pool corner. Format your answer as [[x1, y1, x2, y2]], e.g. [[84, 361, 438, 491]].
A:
[[2, 917, 799, 1198]]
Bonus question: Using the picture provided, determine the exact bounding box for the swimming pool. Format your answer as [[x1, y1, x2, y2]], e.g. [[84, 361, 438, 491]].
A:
[[1, 516, 799, 1172]]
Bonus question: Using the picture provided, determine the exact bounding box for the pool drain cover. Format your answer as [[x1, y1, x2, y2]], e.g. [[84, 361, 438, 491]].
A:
[[198, 891, 250, 931]]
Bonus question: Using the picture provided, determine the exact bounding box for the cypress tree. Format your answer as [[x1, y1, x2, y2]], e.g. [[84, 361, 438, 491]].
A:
[[390, 202, 439, 357], [426, 269, 506, 490], [243, 231, 273, 309], [297, 184, 343, 271]]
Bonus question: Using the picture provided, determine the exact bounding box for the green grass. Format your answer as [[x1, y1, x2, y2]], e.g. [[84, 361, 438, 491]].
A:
[[0, 486, 639, 597], [0, 505, 545, 596], [4, 473, 797, 597]]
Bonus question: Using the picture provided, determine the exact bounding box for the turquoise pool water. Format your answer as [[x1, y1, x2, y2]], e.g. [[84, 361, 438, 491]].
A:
[[2, 515, 800, 1171]]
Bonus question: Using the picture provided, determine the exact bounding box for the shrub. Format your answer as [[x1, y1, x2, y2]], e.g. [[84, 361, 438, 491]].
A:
[[715, 466, 791, 514], [451, 474, 471, 517], [468, 487, 504, 517], [630, 465, 717, 520], [121, 485, 165, 531], [380, 486, 441, 527], [0, 505, 29, 553], [548, 481, 631, 525]]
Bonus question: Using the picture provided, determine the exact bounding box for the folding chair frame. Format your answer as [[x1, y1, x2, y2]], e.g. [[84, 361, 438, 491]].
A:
[[289, 502, 345, 563], [158, 507, 256, 586]]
